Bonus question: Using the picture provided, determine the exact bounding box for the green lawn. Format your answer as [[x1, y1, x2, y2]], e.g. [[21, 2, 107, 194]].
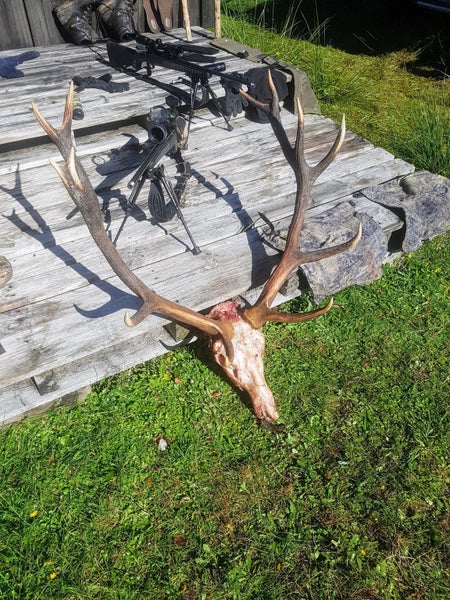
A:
[[223, 0, 450, 177], [1, 2, 449, 598]]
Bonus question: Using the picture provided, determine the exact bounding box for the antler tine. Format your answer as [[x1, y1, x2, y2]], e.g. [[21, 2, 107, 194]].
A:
[[240, 76, 295, 169], [267, 69, 281, 121], [310, 110, 346, 182], [32, 81, 74, 158], [33, 84, 237, 364], [242, 77, 360, 329]]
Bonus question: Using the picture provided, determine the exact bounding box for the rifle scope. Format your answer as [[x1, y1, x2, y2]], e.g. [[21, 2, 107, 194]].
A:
[[146, 105, 178, 144]]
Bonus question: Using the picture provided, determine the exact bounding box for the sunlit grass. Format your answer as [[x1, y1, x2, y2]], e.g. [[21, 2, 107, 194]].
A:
[[221, 2, 450, 178], [1, 233, 448, 599]]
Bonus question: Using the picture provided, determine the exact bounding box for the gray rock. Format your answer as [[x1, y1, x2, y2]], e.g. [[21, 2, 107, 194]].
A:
[[361, 171, 450, 252]]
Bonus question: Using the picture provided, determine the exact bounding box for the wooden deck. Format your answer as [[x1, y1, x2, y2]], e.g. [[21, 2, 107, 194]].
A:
[[0, 28, 419, 424]]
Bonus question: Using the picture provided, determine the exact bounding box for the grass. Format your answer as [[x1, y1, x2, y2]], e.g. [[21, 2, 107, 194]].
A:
[[397, 90, 450, 175], [1, 2, 450, 598], [1, 235, 449, 599], [221, 0, 450, 177]]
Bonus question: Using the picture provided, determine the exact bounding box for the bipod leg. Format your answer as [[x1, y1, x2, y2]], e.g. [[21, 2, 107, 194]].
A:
[[113, 172, 147, 245], [204, 81, 233, 131], [127, 142, 168, 190], [185, 77, 201, 145], [157, 166, 201, 255]]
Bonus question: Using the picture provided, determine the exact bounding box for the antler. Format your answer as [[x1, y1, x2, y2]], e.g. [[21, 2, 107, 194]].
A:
[[32, 80, 360, 424], [240, 71, 361, 329], [31, 82, 236, 362]]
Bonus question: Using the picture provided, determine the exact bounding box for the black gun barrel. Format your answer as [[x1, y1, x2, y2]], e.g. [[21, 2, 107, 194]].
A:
[[148, 53, 227, 77], [135, 34, 220, 56]]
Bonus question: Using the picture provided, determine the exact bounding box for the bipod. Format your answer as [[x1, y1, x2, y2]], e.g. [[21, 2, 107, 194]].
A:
[[113, 147, 200, 255], [153, 164, 201, 255], [188, 74, 233, 133]]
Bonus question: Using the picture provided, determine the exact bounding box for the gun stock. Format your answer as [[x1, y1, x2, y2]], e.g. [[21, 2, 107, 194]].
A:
[[106, 41, 146, 71]]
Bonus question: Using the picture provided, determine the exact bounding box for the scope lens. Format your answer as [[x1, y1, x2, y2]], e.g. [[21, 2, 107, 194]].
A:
[[148, 106, 169, 124], [149, 125, 166, 143]]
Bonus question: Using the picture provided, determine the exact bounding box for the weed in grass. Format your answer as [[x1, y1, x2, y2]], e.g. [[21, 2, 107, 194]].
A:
[[394, 87, 450, 177]]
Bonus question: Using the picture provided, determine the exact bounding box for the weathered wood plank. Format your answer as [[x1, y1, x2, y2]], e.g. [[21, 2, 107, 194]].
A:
[[0, 378, 89, 425], [0, 227, 276, 387], [0, 380, 30, 423], [0, 113, 348, 222], [0, 187, 406, 416], [0, 266, 304, 426], [0, 32, 255, 146], [0, 150, 414, 388], [0, 1, 34, 50], [0, 134, 412, 282], [0, 113, 363, 221], [0, 136, 403, 277], [23, 0, 66, 46], [140, 2, 214, 30]]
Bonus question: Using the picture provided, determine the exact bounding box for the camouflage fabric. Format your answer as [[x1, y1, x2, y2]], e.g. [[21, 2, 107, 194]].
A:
[[97, 0, 135, 40], [300, 205, 385, 302], [52, 0, 98, 44], [263, 202, 385, 303], [52, 0, 135, 43]]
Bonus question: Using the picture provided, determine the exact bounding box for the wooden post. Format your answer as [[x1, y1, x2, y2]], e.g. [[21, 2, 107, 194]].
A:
[[180, 0, 193, 42], [214, 0, 221, 38]]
